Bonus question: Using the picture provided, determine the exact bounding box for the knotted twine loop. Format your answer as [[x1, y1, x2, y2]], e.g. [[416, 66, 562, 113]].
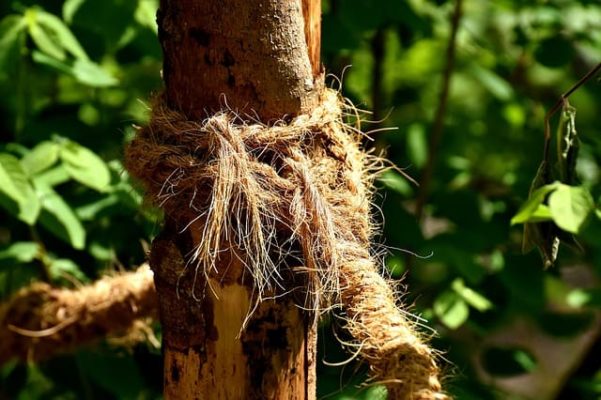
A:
[[125, 89, 448, 399]]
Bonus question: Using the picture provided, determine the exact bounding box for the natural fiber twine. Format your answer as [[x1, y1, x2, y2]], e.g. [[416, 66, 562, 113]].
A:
[[125, 89, 447, 399], [0, 265, 157, 364]]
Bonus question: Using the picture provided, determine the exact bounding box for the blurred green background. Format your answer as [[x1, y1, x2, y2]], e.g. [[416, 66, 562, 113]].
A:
[[1, 0, 601, 399]]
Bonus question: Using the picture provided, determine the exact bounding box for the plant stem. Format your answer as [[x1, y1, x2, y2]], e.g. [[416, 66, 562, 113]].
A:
[[542, 62, 601, 163], [414, 0, 463, 221]]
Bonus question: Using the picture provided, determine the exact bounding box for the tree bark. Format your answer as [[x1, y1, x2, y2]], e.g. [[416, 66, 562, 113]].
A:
[[152, 0, 322, 398], [158, 0, 322, 121]]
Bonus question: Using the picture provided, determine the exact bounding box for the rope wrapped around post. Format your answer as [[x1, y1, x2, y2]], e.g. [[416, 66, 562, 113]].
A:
[[125, 88, 448, 399]]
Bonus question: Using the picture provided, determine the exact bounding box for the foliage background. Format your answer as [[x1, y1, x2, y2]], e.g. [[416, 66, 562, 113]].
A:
[[1, 0, 600, 399]]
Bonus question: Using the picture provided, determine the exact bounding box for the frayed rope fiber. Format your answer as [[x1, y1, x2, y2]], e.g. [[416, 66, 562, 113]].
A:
[[0, 265, 157, 364], [125, 89, 448, 399]]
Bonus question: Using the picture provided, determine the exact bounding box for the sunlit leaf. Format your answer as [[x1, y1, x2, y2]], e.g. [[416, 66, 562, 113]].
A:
[[36, 9, 89, 61], [59, 139, 111, 192], [451, 278, 493, 312], [567, 288, 601, 308], [378, 170, 412, 196], [33, 165, 71, 187], [63, 0, 85, 23], [27, 12, 66, 60], [31, 50, 117, 88], [49, 258, 87, 282], [34, 181, 85, 249], [406, 123, 427, 169], [548, 184, 593, 233], [31, 49, 73, 75], [0, 153, 41, 224], [72, 59, 118, 87], [524, 204, 553, 223], [0, 153, 26, 203], [21, 141, 60, 175], [470, 64, 513, 101], [0, 242, 40, 266], [511, 182, 560, 225], [433, 290, 469, 329], [135, 0, 159, 32]]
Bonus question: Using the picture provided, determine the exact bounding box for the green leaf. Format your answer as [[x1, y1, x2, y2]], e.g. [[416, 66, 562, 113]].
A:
[[49, 258, 87, 282], [75, 194, 119, 220], [59, 139, 111, 192], [135, 0, 159, 32], [385, 255, 405, 278], [31, 49, 73, 75], [451, 278, 493, 312], [36, 9, 89, 61], [0, 153, 26, 203], [27, 14, 66, 60], [0, 242, 40, 266], [33, 165, 71, 187], [548, 184, 594, 233], [525, 204, 553, 223], [433, 290, 469, 329], [406, 123, 427, 169], [21, 141, 60, 175], [63, 0, 86, 24], [567, 288, 601, 308], [470, 64, 514, 101], [34, 181, 85, 249], [72, 59, 118, 87], [88, 240, 114, 261], [511, 182, 560, 225], [378, 170, 412, 196], [0, 153, 41, 224], [31, 51, 117, 88], [0, 15, 26, 77]]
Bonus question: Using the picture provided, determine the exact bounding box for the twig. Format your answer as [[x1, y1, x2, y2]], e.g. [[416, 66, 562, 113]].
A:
[[415, 0, 463, 221], [542, 62, 601, 163]]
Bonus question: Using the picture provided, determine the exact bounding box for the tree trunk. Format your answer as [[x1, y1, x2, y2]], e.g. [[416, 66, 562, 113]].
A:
[[151, 0, 322, 398]]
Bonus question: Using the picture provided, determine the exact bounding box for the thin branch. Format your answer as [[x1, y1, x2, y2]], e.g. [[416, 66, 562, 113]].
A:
[[542, 62, 601, 163], [415, 0, 463, 221]]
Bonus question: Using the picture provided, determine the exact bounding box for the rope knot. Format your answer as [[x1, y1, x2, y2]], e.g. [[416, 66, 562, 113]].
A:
[[125, 88, 448, 399]]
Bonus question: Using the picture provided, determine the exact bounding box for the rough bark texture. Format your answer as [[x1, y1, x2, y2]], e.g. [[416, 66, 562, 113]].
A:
[[153, 0, 322, 398], [158, 0, 322, 121]]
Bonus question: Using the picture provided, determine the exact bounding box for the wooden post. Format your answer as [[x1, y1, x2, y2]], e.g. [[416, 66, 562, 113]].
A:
[[150, 0, 322, 398]]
